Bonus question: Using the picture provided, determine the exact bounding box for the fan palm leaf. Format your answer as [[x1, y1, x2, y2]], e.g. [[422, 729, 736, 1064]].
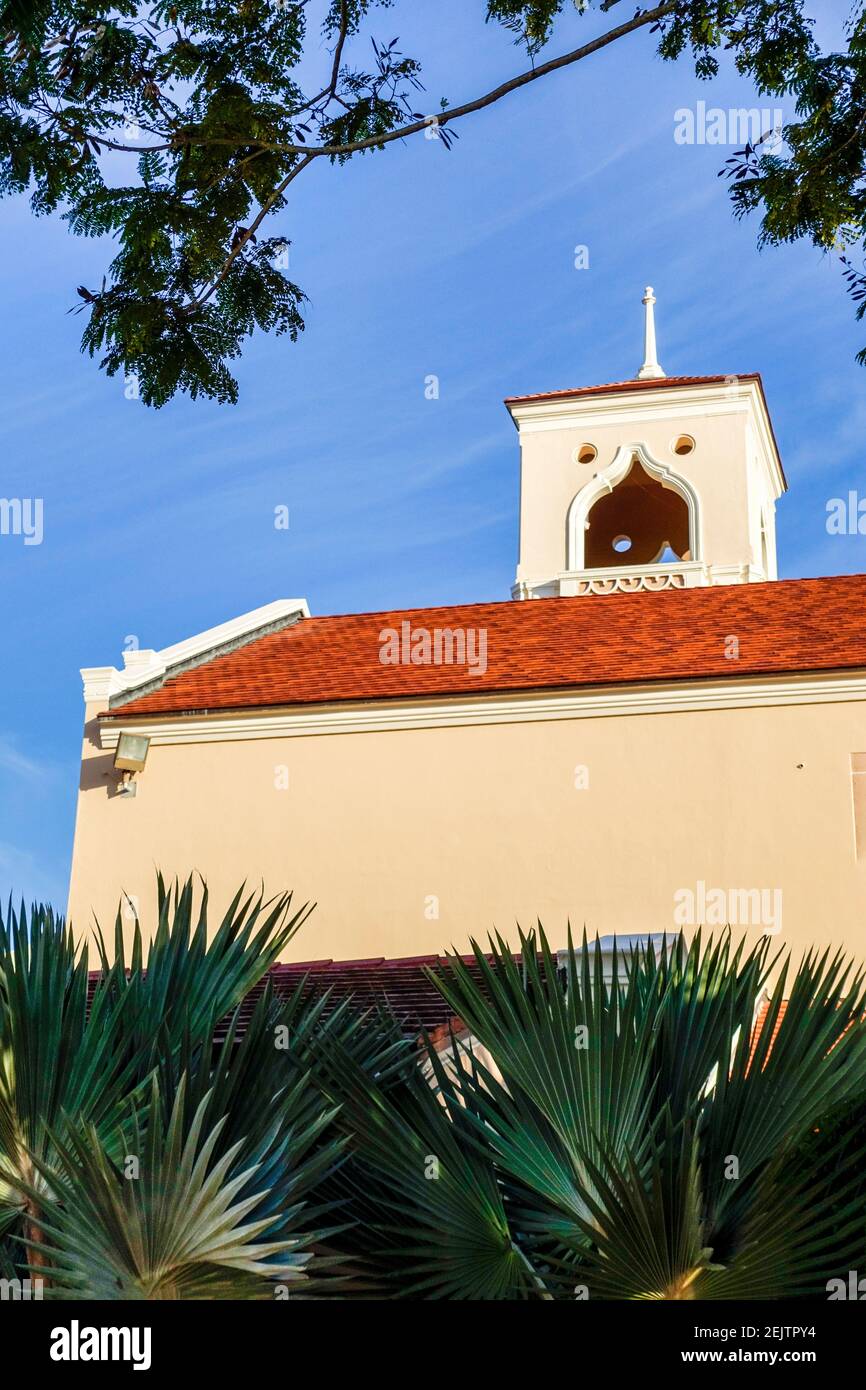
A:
[[92, 874, 311, 1079], [321, 1028, 549, 1298], [417, 926, 866, 1299], [0, 901, 146, 1266], [700, 944, 866, 1249], [11, 1076, 324, 1299], [429, 929, 658, 1214]]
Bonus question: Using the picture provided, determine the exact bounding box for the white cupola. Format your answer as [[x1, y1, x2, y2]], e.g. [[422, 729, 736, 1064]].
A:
[[506, 288, 786, 599]]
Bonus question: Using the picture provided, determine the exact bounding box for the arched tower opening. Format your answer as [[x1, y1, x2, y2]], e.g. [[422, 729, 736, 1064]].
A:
[[584, 457, 692, 569]]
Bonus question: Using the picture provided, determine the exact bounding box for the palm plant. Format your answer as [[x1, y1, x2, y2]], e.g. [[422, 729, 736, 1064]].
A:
[[2, 882, 866, 1300], [0, 878, 398, 1299], [336, 929, 866, 1299]]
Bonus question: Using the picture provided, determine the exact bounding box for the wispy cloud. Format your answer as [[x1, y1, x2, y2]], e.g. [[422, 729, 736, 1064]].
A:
[[0, 736, 52, 784]]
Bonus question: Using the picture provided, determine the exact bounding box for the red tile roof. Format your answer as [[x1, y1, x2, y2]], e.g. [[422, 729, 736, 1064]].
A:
[[746, 997, 866, 1070], [504, 373, 762, 406], [747, 998, 788, 1072], [224, 954, 475, 1039], [102, 574, 866, 720], [88, 954, 479, 1041]]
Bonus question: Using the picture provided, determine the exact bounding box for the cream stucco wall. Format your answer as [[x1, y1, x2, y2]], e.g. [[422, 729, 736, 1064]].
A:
[[67, 686, 866, 969]]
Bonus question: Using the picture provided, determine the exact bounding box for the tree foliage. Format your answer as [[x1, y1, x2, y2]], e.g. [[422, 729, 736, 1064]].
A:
[[0, 0, 839, 405], [722, 4, 866, 362]]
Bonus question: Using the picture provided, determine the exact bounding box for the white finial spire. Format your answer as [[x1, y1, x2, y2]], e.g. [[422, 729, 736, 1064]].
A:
[[637, 285, 666, 380]]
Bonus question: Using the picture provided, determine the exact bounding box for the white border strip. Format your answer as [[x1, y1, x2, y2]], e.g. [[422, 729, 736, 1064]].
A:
[[506, 380, 785, 495], [81, 598, 310, 705], [97, 670, 866, 748]]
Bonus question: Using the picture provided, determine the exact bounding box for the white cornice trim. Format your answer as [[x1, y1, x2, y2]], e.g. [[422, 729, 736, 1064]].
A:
[[97, 670, 866, 747], [507, 380, 785, 497], [513, 561, 769, 599], [508, 380, 756, 426], [81, 599, 310, 706], [81, 666, 128, 705]]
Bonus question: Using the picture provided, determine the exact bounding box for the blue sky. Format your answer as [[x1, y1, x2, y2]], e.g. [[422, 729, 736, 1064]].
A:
[[0, 0, 861, 911]]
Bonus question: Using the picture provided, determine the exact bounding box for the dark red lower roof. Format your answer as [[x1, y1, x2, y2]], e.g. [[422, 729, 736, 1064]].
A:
[[86, 955, 801, 1056], [220, 954, 477, 1039], [86, 954, 482, 1041]]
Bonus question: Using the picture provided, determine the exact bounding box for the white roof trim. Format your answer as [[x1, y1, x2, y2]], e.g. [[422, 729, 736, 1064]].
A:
[[80, 599, 310, 706], [506, 379, 785, 496], [96, 668, 866, 746]]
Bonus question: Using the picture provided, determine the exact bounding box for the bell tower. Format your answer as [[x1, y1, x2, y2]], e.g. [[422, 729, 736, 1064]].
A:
[[506, 289, 786, 599]]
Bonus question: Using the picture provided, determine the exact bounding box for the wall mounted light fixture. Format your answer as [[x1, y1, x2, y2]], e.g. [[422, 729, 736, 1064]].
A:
[[113, 732, 150, 797]]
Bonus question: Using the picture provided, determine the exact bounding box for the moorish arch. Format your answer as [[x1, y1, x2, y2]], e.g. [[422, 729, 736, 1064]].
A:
[[565, 442, 702, 572]]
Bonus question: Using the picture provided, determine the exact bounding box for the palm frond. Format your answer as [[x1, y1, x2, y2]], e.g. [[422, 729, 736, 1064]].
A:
[[0, 899, 146, 1235], [14, 1075, 326, 1300], [701, 943, 866, 1248], [92, 873, 311, 1076], [322, 1031, 548, 1299]]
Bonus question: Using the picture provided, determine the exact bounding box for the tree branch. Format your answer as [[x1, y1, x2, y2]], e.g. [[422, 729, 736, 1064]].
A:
[[66, 2, 678, 161], [183, 152, 315, 314], [173, 1, 676, 317], [281, 0, 678, 158]]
